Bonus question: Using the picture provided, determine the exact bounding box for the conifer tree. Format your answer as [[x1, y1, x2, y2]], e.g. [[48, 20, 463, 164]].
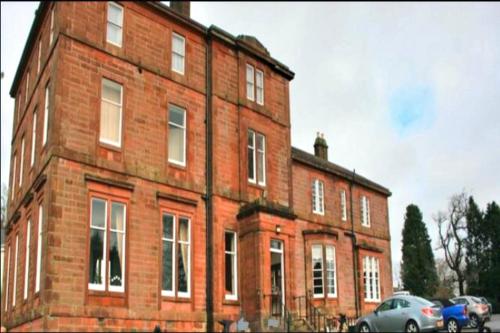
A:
[[465, 196, 485, 295], [401, 204, 439, 297]]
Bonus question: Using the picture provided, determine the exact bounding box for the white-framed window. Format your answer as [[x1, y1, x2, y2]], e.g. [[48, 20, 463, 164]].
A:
[[37, 40, 42, 74], [161, 213, 176, 297], [363, 256, 381, 302], [177, 217, 191, 298], [256, 69, 264, 105], [49, 8, 54, 45], [107, 2, 123, 47], [361, 196, 371, 227], [224, 231, 238, 300], [4, 244, 11, 312], [312, 179, 324, 215], [35, 204, 43, 293], [312, 244, 324, 298], [168, 105, 186, 166], [100, 79, 123, 147], [246, 64, 255, 101], [25, 71, 30, 104], [172, 32, 185, 75], [13, 234, 19, 307], [88, 197, 127, 293], [247, 130, 266, 185], [325, 246, 337, 297], [31, 110, 37, 167], [24, 220, 31, 300], [11, 154, 16, 200], [19, 136, 25, 187], [340, 190, 347, 221], [43, 84, 50, 146]]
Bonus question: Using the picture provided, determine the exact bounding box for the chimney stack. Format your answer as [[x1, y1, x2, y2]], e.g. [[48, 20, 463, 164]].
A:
[[314, 132, 329, 160], [170, 1, 191, 18]]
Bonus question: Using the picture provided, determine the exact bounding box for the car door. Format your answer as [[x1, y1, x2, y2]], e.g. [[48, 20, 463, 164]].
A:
[[372, 300, 394, 332], [388, 298, 411, 331]]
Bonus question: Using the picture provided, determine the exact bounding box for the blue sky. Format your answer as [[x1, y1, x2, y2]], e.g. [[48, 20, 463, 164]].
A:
[[2, 2, 500, 285]]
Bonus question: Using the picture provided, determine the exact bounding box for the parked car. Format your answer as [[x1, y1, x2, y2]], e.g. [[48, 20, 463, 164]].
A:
[[478, 297, 493, 315], [356, 295, 444, 332], [451, 296, 490, 329], [430, 298, 469, 332]]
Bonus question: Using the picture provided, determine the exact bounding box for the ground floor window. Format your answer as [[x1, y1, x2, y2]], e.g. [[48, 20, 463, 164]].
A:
[[89, 197, 127, 292], [363, 256, 380, 302], [224, 231, 237, 300], [312, 244, 337, 298], [161, 212, 191, 298]]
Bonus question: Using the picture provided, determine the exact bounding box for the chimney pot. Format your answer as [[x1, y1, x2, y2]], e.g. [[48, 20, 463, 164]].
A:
[[170, 1, 190, 18]]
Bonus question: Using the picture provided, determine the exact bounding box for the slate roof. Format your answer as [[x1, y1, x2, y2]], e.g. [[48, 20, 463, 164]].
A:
[[291, 147, 392, 196]]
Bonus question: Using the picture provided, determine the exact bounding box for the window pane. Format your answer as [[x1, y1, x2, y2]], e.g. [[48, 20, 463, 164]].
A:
[[108, 3, 123, 26], [162, 240, 173, 291], [109, 231, 124, 287], [270, 240, 282, 250], [107, 23, 122, 46], [246, 65, 254, 100], [91, 199, 106, 228], [247, 130, 255, 147], [225, 252, 233, 294], [173, 34, 185, 55], [256, 134, 264, 151], [312, 245, 323, 295], [225, 232, 234, 252], [248, 147, 255, 181], [169, 106, 185, 126], [163, 214, 174, 240], [111, 202, 125, 231], [172, 54, 184, 73], [178, 244, 189, 293], [89, 228, 104, 284], [168, 125, 185, 163], [257, 151, 265, 184], [179, 218, 189, 242], [103, 79, 122, 104]]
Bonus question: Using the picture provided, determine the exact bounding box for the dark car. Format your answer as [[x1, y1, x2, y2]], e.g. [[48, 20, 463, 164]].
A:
[[430, 298, 469, 333]]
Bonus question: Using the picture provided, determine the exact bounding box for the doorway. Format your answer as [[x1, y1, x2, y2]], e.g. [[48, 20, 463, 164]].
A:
[[270, 239, 284, 317]]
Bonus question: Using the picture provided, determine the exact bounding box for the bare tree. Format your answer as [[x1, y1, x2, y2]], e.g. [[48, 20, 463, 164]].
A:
[[434, 192, 468, 295]]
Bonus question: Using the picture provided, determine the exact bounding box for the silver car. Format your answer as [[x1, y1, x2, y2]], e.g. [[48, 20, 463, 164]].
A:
[[451, 295, 490, 329], [356, 295, 444, 332]]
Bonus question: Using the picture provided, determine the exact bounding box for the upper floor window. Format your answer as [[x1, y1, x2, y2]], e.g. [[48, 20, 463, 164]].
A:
[[312, 179, 324, 215], [35, 203, 44, 293], [37, 40, 42, 74], [168, 105, 186, 166], [256, 69, 264, 105], [225, 231, 238, 300], [12, 234, 19, 307], [363, 256, 380, 302], [100, 79, 123, 147], [107, 2, 123, 47], [361, 195, 371, 227], [43, 84, 50, 146], [49, 8, 55, 45], [312, 244, 337, 298], [4, 244, 11, 312], [24, 219, 31, 300], [11, 154, 17, 200], [247, 129, 266, 186], [340, 190, 347, 221], [31, 110, 37, 167], [89, 197, 127, 292], [172, 33, 185, 75], [246, 65, 255, 101], [19, 136, 25, 187], [25, 71, 30, 104], [161, 213, 191, 298]]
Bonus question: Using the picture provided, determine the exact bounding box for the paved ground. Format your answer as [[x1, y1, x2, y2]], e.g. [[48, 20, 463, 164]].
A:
[[462, 314, 500, 332]]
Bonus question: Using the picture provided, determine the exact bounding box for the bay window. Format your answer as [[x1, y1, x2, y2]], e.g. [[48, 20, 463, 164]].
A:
[[88, 197, 126, 292], [161, 212, 191, 298], [363, 256, 380, 302], [311, 244, 337, 298]]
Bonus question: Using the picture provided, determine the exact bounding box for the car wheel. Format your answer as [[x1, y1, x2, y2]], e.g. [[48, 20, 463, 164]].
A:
[[470, 314, 479, 329], [359, 322, 371, 333], [447, 318, 459, 333], [405, 320, 419, 333]]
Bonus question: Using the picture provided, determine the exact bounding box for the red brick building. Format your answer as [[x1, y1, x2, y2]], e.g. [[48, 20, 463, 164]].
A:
[[1, 2, 392, 332]]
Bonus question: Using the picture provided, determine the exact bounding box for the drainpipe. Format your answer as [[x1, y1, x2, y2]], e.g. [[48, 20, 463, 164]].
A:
[[205, 29, 214, 333], [349, 169, 360, 317]]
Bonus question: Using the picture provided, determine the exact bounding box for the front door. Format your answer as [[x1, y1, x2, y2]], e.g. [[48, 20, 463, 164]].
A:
[[270, 239, 284, 317]]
